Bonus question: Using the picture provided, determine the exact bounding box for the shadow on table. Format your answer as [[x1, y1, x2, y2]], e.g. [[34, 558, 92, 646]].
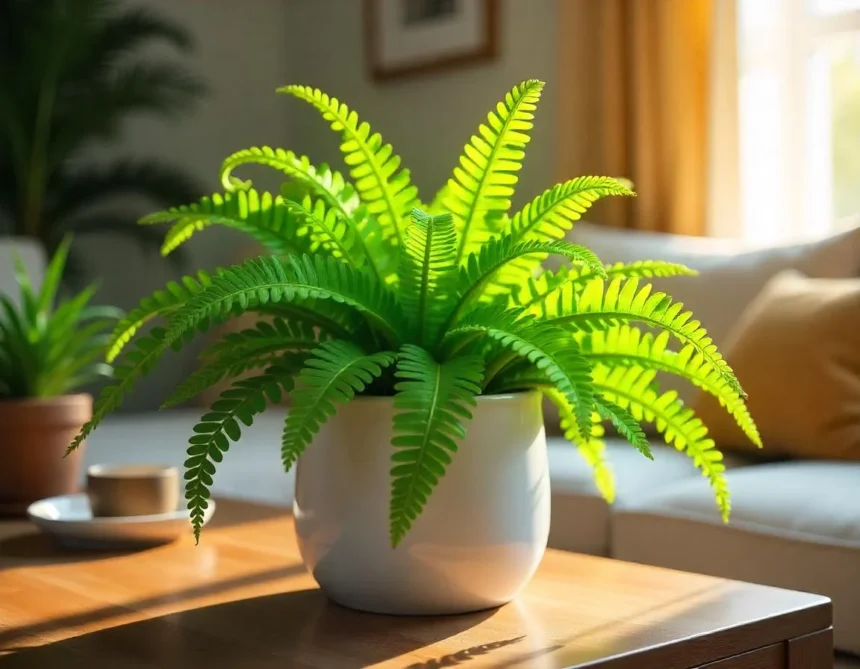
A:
[[0, 528, 128, 569], [0, 588, 497, 669], [402, 635, 526, 669], [0, 562, 307, 654]]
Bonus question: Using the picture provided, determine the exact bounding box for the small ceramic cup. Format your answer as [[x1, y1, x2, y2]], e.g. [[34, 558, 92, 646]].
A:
[[87, 464, 180, 517]]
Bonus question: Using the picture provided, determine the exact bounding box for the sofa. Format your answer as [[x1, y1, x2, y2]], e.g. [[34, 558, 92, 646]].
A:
[[3, 224, 859, 665]]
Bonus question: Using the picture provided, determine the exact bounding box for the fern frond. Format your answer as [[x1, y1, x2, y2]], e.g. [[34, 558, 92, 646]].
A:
[[594, 365, 731, 521], [279, 85, 419, 247], [543, 387, 615, 503], [603, 261, 698, 281], [398, 209, 458, 346], [281, 193, 363, 265], [68, 327, 176, 454], [281, 341, 395, 470], [107, 270, 211, 363], [186, 365, 294, 541], [546, 277, 743, 395], [444, 308, 594, 438], [579, 325, 761, 447], [390, 344, 483, 547], [141, 189, 315, 257], [509, 176, 634, 243], [220, 146, 351, 201], [218, 146, 396, 281], [516, 263, 696, 322], [447, 236, 606, 328], [162, 320, 319, 408], [442, 80, 545, 264], [167, 255, 406, 351], [251, 301, 363, 343], [595, 397, 652, 459]]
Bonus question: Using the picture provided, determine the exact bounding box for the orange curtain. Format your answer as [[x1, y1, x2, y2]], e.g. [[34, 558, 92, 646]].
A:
[[557, 0, 714, 235]]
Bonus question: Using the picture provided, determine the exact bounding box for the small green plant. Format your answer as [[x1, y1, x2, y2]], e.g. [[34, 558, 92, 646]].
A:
[[68, 80, 760, 544], [0, 239, 120, 398]]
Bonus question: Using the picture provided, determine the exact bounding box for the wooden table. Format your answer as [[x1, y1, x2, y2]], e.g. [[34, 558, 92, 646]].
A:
[[0, 499, 832, 668]]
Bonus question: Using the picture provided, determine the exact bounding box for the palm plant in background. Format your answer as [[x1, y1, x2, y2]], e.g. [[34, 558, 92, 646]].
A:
[[0, 0, 205, 275], [67, 79, 761, 543]]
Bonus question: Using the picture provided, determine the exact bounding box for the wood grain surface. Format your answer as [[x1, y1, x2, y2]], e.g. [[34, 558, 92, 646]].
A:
[[0, 499, 832, 668]]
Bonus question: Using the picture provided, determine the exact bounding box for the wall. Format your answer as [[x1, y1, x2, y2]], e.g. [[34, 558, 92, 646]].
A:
[[97, 0, 558, 410], [82, 0, 293, 410], [283, 0, 559, 208]]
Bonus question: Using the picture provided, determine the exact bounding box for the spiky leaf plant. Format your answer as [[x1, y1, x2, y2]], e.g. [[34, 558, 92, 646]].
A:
[[68, 79, 760, 544], [1, 239, 120, 398]]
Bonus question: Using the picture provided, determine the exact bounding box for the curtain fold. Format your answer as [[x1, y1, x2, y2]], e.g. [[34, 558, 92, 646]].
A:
[[557, 0, 715, 235]]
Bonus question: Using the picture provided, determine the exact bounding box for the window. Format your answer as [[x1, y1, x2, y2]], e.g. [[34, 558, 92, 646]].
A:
[[737, 0, 860, 243]]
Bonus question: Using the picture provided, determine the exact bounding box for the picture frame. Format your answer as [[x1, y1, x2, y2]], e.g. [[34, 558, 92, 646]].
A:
[[364, 0, 498, 81]]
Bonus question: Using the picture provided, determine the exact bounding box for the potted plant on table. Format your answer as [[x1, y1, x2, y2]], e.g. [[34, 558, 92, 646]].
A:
[[68, 80, 760, 614], [1, 239, 119, 514]]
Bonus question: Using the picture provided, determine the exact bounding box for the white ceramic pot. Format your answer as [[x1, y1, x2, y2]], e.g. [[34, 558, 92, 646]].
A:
[[294, 390, 550, 615]]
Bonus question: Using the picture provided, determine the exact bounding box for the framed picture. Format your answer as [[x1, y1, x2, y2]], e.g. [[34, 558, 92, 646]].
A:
[[364, 0, 498, 81]]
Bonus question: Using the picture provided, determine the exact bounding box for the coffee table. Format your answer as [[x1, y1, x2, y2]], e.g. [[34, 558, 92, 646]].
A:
[[0, 498, 832, 668]]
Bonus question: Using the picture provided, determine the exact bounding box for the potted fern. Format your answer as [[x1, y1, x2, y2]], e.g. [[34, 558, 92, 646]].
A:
[[68, 80, 759, 614], [1, 240, 119, 514]]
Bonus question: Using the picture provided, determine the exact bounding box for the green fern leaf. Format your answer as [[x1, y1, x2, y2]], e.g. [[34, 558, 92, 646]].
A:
[[107, 270, 211, 363], [595, 397, 652, 459], [141, 189, 316, 257], [73, 255, 403, 453], [398, 208, 458, 346], [546, 277, 743, 396], [220, 147, 351, 203], [516, 263, 696, 321], [509, 176, 634, 243], [186, 365, 294, 541], [251, 301, 364, 343], [447, 236, 607, 328], [579, 325, 760, 447], [594, 364, 731, 521], [444, 308, 594, 438], [390, 344, 483, 547], [163, 319, 319, 408], [281, 193, 363, 265], [68, 327, 177, 454], [602, 261, 698, 280], [167, 254, 406, 350], [442, 79, 545, 264], [543, 387, 615, 503], [219, 146, 395, 281], [279, 85, 419, 247], [281, 341, 395, 470]]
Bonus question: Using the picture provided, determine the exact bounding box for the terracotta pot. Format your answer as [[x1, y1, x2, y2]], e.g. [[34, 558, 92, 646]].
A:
[[0, 394, 92, 515]]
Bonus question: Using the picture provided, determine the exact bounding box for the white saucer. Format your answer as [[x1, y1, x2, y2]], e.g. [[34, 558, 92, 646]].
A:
[[27, 494, 216, 549]]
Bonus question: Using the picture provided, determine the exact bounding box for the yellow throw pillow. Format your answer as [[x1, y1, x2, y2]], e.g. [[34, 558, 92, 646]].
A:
[[693, 270, 860, 460]]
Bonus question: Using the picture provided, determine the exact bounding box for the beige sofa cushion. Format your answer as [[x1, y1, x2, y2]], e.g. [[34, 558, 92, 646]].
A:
[[611, 461, 860, 654], [547, 437, 750, 556], [694, 271, 860, 460]]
